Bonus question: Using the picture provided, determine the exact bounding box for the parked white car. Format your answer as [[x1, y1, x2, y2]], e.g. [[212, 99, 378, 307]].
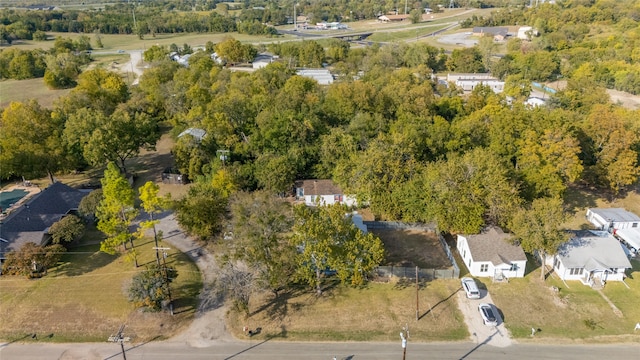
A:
[[461, 277, 480, 299], [478, 303, 498, 326]]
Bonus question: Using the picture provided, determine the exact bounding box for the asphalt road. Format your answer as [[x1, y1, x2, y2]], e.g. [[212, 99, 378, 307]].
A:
[[2, 340, 640, 360]]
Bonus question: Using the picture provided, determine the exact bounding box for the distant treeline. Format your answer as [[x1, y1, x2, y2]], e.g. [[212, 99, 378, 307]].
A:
[[0, 0, 511, 43]]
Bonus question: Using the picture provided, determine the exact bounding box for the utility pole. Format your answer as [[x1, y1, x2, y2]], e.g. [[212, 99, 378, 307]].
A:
[[415, 266, 419, 321], [154, 246, 174, 315], [108, 324, 130, 360], [293, 2, 297, 30], [217, 149, 230, 166]]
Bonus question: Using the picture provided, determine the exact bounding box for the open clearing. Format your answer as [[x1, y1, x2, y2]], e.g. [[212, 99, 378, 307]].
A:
[[371, 228, 451, 269], [226, 279, 467, 342]]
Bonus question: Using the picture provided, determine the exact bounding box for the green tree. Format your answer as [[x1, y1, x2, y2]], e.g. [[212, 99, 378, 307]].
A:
[[516, 127, 583, 199], [215, 37, 256, 64], [78, 188, 103, 222], [508, 197, 568, 280], [144, 44, 169, 62], [43, 52, 80, 89], [63, 101, 160, 174], [49, 214, 85, 245], [96, 163, 139, 261], [128, 263, 177, 311], [59, 68, 129, 116], [224, 191, 295, 297], [581, 104, 639, 193], [2, 243, 66, 278], [0, 100, 67, 183], [291, 204, 385, 294], [174, 182, 228, 240], [139, 181, 169, 265], [447, 47, 485, 73]]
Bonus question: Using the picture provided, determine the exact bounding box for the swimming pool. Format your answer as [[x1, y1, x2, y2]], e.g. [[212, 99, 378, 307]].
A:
[[0, 188, 29, 212]]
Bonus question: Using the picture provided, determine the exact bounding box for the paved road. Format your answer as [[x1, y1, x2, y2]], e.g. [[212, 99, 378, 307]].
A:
[[2, 341, 640, 360]]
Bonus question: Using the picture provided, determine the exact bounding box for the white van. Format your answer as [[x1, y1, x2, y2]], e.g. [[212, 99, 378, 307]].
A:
[[461, 277, 480, 299]]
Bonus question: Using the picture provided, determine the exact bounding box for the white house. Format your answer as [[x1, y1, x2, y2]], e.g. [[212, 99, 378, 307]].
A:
[[549, 230, 631, 288], [586, 208, 640, 231], [294, 179, 357, 207], [446, 73, 504, 93], [296, 69, 334, 85], [252, 53, 277, 69], [457, 227, 527, 280]]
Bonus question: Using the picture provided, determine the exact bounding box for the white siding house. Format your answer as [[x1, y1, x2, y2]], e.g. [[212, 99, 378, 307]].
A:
[[457, 227, 527, 280], [548, 230, 631, 288], [294, 179, 357, 207], [586, 208, 640, 231]]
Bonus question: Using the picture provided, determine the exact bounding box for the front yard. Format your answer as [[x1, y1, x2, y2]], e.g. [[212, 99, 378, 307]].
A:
[[0, 229, 201, 342], [488, 259, 640, 342]]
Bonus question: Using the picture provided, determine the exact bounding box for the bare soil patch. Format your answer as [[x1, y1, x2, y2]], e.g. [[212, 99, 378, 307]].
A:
[[370, 228, 451, 269]]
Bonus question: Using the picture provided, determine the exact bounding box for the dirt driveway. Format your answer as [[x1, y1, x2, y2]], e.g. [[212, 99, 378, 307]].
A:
[[456, 282, 513, 348]]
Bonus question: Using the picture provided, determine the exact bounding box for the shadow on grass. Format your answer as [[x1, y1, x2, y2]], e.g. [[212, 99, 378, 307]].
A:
[[54, 244, 117, 277], [419, 288, 458, 321], [564, 185, 599, 215], [248, 286, 308, 321], [0, 333, 34, 348]]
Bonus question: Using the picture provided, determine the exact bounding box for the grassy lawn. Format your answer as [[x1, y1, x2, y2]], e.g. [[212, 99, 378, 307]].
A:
[[0, 78, 72, 109], [0, 227, 201, 343], [226, 279, 467, 342], [488, 258, 640, 342]]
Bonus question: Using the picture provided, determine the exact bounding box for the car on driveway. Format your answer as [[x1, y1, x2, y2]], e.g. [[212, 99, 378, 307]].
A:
[[461, 277, 480, 299], [478, 303, 498, 326]]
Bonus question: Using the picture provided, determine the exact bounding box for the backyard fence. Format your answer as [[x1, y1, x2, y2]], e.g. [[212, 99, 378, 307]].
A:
[[375, 266, 459, 280], [365, 221, 460, 280]]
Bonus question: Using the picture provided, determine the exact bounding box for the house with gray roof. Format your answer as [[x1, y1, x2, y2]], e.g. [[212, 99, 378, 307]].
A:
[[0, 182, 88, 260], [586, 208, 640, 231], [457, 226, 527, 280], [294, 179, 357, 207], [548, 230, 631, 288]]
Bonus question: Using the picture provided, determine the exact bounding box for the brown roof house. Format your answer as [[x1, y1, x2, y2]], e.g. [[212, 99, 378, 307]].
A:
[[294, 179, 357, 207], [0, 182, 88, 260], [456, 226, 527, 280]]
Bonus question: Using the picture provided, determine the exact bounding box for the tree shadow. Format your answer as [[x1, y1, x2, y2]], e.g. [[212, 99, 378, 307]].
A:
[[248, 286, 307, 321], [54, 244, 117, 277], [563, 185, 599, 216], [419, 288, 458, 320]]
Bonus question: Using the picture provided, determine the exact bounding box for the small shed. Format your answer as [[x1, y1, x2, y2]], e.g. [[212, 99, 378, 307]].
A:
[[162, 168, 187, 185]]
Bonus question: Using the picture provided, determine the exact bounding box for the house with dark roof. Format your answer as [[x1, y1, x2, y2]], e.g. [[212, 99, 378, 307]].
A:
[[0, 182, 88, 260], [294, 179, 357, 207], [456, 226, 527, 280], [586, 208, 640, 232], [547, 230, 631, 288]]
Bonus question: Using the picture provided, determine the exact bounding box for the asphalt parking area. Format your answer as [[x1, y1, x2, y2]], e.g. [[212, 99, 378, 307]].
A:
[[456, 284, 513, 348]]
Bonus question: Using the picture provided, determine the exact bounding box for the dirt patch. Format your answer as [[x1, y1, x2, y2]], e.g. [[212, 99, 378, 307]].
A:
[[370, 228, 451, 269]]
